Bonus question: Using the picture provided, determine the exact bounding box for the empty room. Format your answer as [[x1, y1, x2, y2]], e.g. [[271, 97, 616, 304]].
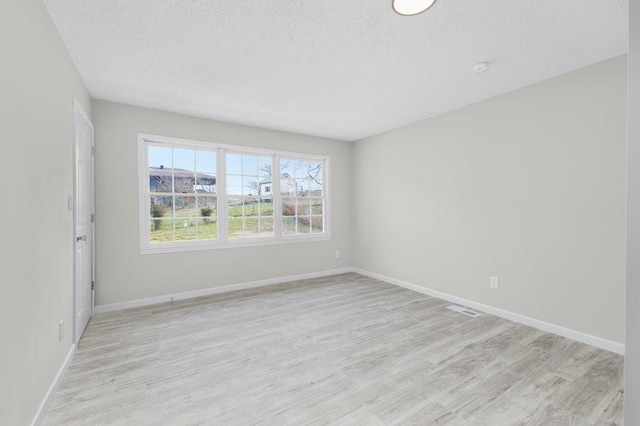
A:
[[3, 0, 640, 424]]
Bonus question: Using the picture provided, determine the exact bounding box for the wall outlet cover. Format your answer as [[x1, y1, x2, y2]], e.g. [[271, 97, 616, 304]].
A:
[[58, 320, 65, 341], [490, 276, 499, 289]]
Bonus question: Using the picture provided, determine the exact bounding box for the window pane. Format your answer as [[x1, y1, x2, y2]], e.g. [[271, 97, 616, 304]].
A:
[[295, 161, 309, 178], [150, 197, 172, 219], [296, 198, 310, 215], [242, 155, 258, 175], [149, 146, 173, 193], [260, 182, 273, 196], [243, 177, 259, 196], [149, 146, 172, 168], [149, 168, 172, 193], [282, 199, 295, 216], [309, 162, 323, 183], [227, 175, 242, 187], [228, 198, 243, 217], [303, 177, 312, 194], [228, 217, 243, 239], [258, 157, 272, 178], [197, 218, 217, 240], [198, 197, 217, 219], [311, 216, 324, 233], [310, 199, 323, 215], [227, 175, 242, 196], [260, 198, 274, 216], [174, 217, 197, 241], [309, 181, 323, 196], [195, 172, 216, 194], [280, 159, 294, 177], [280, 174, 297, 196], [174, 148, 195, 171], [174, 170, 195, 193], [227, 153, 242, 175], [244, 218, 259, 236], [243, 198, 259, 216], [174, 196, 197, 218], [196, 150, 216, 174], [297, 217, 311, 234], [282, 217, 295, 235], [150, 219, 174, 243], [260, 218, 274, 237]]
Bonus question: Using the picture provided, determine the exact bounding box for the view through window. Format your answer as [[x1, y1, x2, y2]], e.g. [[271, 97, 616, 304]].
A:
[[139, 134, 329, 252]]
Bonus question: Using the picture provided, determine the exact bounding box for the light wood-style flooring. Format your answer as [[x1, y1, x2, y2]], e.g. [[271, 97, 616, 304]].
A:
[[43, 273, 624, 425]]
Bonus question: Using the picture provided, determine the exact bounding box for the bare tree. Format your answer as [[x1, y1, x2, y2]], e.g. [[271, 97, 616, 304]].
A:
[[246, 179, 260, 196]]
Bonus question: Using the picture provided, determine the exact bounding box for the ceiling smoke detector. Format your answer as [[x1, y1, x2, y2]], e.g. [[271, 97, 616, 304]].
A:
[[392, 0, 437, 16], [473, 62, 489, 74]]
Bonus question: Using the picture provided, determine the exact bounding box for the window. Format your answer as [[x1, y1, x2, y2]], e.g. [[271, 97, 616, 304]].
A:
[[280, 158, 325, 235], [147, 145, 218, 243], [226, 152, 274, 240], [138, 134, 329, 253]]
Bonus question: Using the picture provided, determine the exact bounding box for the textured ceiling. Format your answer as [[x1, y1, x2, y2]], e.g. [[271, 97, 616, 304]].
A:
[[43, 0, 628, 141]]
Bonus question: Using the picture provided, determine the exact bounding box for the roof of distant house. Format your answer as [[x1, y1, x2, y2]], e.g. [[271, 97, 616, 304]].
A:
[[149, 167, 216, 182]]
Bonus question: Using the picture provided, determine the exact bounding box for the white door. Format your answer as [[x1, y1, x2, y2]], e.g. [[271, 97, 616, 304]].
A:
[[74, 99, 94, 343]]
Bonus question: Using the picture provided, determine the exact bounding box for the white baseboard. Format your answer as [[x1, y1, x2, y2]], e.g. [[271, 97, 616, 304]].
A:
[[352, 268, 625, 355], [94, 265, 624, 355], [31, 343, 76, 426], [94, 267, 353, 314]]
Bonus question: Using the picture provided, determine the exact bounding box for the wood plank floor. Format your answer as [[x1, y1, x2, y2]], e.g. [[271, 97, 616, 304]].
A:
[[43, 273, 624, 425]]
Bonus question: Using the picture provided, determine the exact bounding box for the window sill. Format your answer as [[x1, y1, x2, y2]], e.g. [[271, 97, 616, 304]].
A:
[[140, 234, 331, 255]]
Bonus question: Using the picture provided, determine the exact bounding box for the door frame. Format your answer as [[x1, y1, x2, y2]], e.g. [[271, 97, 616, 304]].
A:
[[73, 97, 95, 344]]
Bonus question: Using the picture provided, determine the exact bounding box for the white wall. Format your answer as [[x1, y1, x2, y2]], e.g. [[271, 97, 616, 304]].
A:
[[93, 100, 352, 306], [0, 0, 92, 424], [353, 56, 627, 345], [626, 3, 640, 422]]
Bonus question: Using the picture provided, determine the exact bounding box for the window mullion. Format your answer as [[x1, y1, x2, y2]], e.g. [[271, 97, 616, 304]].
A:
[[171, 149, 176, 241], [141, 141, 151, 248], [193, 149, 198, 239], [218, 147, 228, 242], [273, 154, 282, 240]]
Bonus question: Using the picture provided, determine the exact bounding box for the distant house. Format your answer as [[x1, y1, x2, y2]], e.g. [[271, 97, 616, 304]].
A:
[[149, 166, 216, 193], [259, 173, 297, 196]]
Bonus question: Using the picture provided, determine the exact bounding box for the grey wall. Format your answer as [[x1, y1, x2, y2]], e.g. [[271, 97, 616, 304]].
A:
[[0, 0, 92, 424], [92, 100, 352, 306], [0, 2, 631, 423], [353, 56, 628, 344], [626, 3, 639, 422]]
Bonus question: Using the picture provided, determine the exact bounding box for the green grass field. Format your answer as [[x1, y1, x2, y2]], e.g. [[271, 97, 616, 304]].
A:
[[150, 200, 323, 243]]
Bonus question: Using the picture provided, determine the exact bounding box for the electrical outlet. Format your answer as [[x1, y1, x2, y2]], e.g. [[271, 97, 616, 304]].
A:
[[59, 320, 65, 341], [335, 250, 340, 259], [489, 276, 499, 289]]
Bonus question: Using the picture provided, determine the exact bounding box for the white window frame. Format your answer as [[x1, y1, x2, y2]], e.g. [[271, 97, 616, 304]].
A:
[[138, 133, 331, 254]]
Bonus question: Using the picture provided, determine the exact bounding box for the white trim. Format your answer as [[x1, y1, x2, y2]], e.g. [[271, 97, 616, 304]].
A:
[[273, 155, 282, 237], [352, 268, 625, 355], [217, 147, 228, 242], [31, 344, 76, 426], [94, 267, 352, 314], [94, 267, 623, 354], [140, 235, 331, 254], [72, 98, 95, 343]]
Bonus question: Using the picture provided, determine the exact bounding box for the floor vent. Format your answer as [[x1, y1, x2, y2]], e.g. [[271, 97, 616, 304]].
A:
[[447, 305, 481, 318]]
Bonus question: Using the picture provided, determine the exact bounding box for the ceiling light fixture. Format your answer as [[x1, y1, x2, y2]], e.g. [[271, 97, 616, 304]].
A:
[[392, 0, 437, 16]]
